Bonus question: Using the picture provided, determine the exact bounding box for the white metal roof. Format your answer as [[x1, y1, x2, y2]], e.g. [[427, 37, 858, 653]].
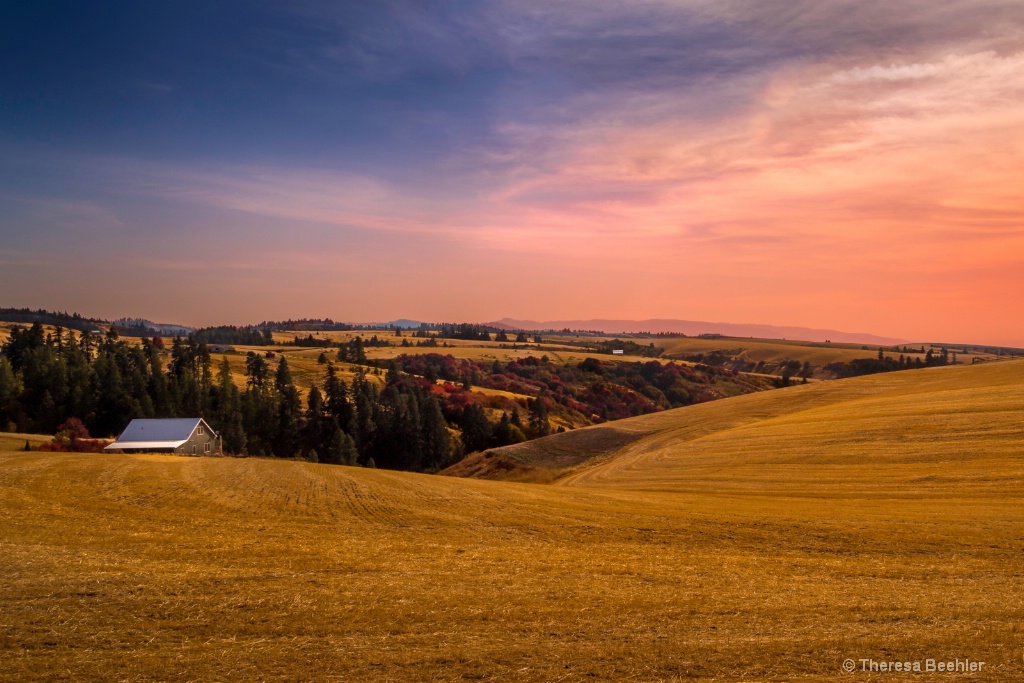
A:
[[105, 418, 215, 451], [105, 439, 189, 451]]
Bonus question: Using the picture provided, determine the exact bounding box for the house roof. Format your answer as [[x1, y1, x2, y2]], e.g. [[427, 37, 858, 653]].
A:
[[104, 418, 215, 451], [106, 440, 190, 450]]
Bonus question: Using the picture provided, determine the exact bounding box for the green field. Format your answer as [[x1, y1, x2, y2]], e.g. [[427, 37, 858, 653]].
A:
[[2, 362, 1023, 680]]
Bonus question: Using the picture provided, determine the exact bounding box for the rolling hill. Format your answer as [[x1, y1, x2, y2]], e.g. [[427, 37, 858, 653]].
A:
[[445, 360, 1024, 491], [2, 360, 1022, 680]]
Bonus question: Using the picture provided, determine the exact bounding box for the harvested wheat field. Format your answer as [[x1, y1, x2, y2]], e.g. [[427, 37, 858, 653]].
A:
[[3, 362, 1024, 681], [649, 336, 996, 367]]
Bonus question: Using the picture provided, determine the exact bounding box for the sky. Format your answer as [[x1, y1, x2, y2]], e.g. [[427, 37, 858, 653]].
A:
[[1, 1, 1023, 345]]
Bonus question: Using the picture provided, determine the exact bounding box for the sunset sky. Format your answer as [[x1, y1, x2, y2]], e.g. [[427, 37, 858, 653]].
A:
[[2, 1, 1023, 345]]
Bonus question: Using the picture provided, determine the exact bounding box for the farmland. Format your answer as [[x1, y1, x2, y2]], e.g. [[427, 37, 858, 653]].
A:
[[0, 321, 777, 463], [2, 360, 1023, 680], [449, 358, 1024, 486]]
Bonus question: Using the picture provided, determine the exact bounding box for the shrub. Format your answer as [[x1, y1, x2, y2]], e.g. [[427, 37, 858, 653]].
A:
[[37, 417, 111, 453]]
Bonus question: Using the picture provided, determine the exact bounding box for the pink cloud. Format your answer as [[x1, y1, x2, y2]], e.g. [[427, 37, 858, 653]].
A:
[[14, 34, 1022, 344]]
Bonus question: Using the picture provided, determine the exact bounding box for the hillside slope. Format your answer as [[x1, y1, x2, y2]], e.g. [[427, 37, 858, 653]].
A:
[[3, 361, 1023, 680], [447, 361, 1024, 490]]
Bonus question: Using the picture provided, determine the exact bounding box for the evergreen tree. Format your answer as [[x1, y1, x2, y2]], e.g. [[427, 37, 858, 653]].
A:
[[37, 390, 58, 434], [1, 322, 46, 372], [302, 385, 328, 459], [388, 391, 423, 470], [492, 411, 513, 447], [335, 424, 359, 466], [214, 357, 246, 454], [529, 397, 550, 437], [241, 352, 276, 456], [319, 419, 343, 465], [79, 329, 96, 362], [351, 337, 367, 364], [351, 371, 379, 456], [421, 396, 452, 470], [245, 352, 270, 390], [273, 357, 302, 458], [323, 363, 354, 434], [145, 340, 171, 417], [0, 357, 20, 429], [460, 403, 491, 453], [92, 348, 132, 436]]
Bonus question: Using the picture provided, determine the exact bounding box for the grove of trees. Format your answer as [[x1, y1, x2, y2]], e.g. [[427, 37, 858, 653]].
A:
[[0, 322, 786, 472], [0, 322, 536, 471]]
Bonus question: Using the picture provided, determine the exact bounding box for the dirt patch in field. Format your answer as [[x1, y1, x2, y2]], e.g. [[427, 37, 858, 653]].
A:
[[442, 426, 647, 481]]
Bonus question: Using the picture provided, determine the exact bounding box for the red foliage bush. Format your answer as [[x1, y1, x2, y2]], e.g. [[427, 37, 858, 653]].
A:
[[35, 439, 110, 453], [35, 417, 112, 453]]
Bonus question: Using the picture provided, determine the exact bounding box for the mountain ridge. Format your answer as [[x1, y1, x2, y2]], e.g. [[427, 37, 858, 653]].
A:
[[487, 317, 905, 345]]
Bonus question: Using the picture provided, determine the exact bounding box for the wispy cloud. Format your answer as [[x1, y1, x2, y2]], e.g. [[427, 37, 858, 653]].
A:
[[2, 0, 1023, 342]]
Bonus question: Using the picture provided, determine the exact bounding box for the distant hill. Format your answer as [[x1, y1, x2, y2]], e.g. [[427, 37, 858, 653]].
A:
[[0, 307, 105, 333], [488, 318, 905, 345], [387, 319, 424, 329], [112, 318, 193, 336]]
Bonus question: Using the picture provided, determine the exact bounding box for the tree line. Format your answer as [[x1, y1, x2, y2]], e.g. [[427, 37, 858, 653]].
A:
[[0, 322, 547, 472], [191, 326, 274, 346]]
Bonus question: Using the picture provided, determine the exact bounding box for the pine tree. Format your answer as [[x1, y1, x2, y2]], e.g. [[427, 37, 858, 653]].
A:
[[338, 427, 358, 466], [351, 337, 367, 364], [302, 385, 328, 458], [322, 363, 354, 434], [492, 411, 513, 447], [145, 340, 171, 417], [421, 396, 451, 470], [0, 357, 21, 429], [273, 357, 302, 458], [241, 352, 276, 456], [460, 403, 491, 454], [529, 397, 550, 437], [245, 352, 270, 390], [214, 357, 246, 454], [351, 371, 378, 455]]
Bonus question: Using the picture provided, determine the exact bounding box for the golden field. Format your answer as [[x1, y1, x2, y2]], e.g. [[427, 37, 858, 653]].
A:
[[459, 357, 1024, 489], [647, 336, 999, 367], [2, 362, 1023, 681]]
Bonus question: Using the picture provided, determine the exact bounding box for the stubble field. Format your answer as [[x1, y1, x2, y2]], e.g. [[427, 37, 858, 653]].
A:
[[1, 361, 1022, 681]]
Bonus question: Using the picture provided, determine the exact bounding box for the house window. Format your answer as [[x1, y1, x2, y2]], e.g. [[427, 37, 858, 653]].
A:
[[198, 425, 204, 435], [192, 445, 197, 455], [205, 443, 211, 454]]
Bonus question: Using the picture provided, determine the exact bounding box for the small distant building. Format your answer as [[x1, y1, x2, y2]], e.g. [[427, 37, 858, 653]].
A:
[[104, 418, 219, 456], [612, 349, 624, 355]]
